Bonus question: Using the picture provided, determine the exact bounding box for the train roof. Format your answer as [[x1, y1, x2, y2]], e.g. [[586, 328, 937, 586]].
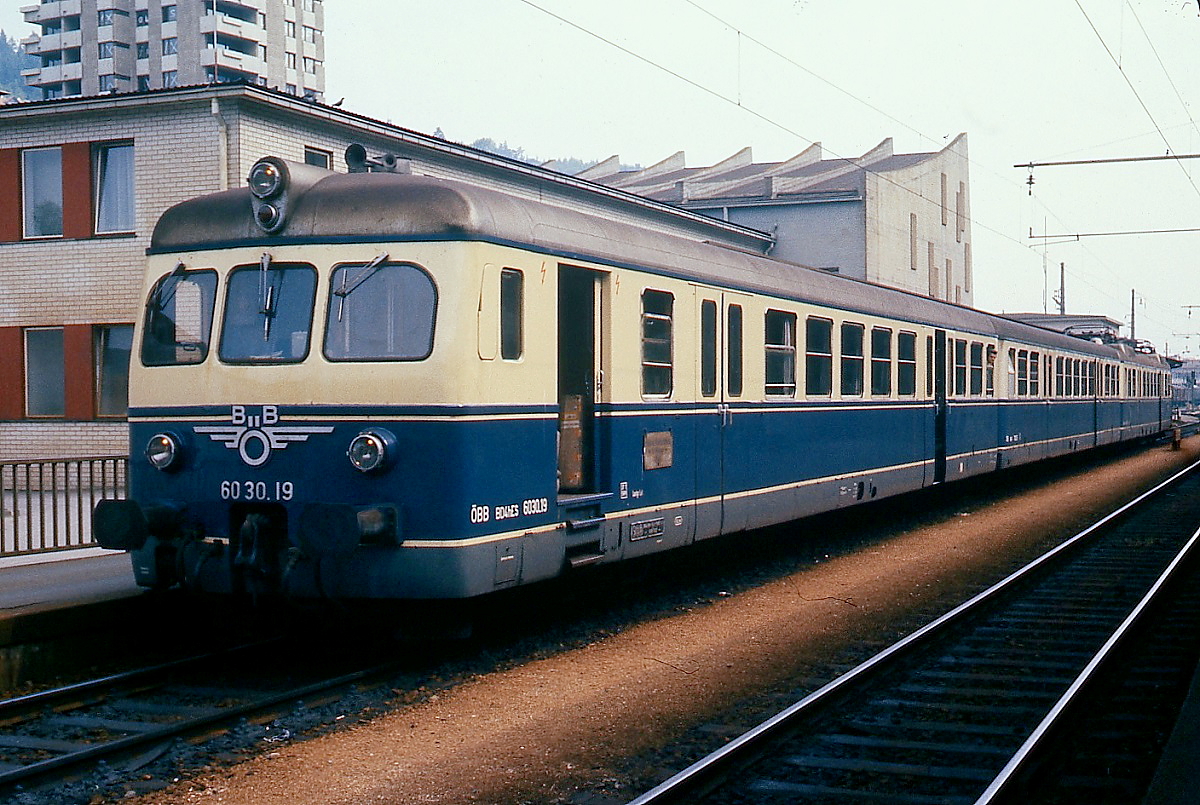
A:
[[150, 166, 1165, 369]]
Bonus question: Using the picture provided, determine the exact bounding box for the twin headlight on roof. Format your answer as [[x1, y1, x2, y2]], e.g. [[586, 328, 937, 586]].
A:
[[247, 156, 291, 234]]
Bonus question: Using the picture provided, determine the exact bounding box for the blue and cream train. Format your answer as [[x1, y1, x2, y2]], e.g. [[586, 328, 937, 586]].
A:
[[94, 155, 1173, 600]]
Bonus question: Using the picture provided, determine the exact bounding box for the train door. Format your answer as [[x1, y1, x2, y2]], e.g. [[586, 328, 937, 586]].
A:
[[694, 287, 749, 539], [557, 266, 605, 494], [933, 329, 948, 484]]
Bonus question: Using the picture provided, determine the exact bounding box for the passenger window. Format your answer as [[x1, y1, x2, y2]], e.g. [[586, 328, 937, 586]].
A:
[[500, 268, 523, 360], [804, 317, 832, 396], [641, 289, 673, 397], [1029, 351, 1041, 397], [141, 266, 217, 366], [926, 336, 934, 397], [969, 342, 984, 395], [986, 345, 996, 396], [1017, 349, 1029, 396], [221, 261, 316, 364], [953, 339, 967, 396], [840, 322, 864, 396], [701, 300, 717, 397], [324, 260, 437, 361], [898, 332, 917, 396], [766, 310, 798, 396], [871, 327, 892, 396], [727, 304, 743, 397]]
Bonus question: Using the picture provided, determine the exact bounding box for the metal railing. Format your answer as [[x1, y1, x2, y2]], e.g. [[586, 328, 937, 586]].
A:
[[0, 457, 127, 558]]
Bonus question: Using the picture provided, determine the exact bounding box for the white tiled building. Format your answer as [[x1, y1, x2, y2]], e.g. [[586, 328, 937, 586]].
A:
[[18, 0, 324, 100]]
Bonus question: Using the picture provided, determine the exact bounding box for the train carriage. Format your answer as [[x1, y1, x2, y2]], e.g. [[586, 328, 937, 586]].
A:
[[94, 156, 1173, 601]]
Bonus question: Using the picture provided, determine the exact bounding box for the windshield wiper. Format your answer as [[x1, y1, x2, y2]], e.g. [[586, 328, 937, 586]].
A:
[[258, 252, 276, 341], [333, 253, 389, 321], [148, 261, 188, 312]]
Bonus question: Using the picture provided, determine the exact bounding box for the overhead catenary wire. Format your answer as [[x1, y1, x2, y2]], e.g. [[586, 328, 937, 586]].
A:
[[514, 0, 1191, 342]]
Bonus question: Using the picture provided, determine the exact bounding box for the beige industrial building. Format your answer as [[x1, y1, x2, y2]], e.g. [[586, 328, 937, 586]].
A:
[[18, 0, 324, 100], [582, 134, 974, 307]]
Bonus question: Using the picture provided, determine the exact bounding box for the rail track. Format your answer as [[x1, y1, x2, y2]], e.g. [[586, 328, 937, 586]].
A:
[[628, 456, 1200, 805], [0, 638, 402, 798]]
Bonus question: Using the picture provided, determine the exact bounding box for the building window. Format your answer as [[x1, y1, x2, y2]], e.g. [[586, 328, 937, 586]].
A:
[[25, 328, 65, 417], [940, 172, 948, 226], [303, 25, 318, 43], [98, 41, 114, 59], [98, 74, 117, 92], [94, 142, 135, 234], [162, 5, 177, 23], [840, 322, 864, 396], [286, 52, 297, 69], [136, 9, 149, 26], [303, 56, 319, 74], [304, 147, 331, 169], [286, 20, 296, 38], [97, 9, 114, 27], [162, 70, 177, 87], [909, 213, 918, 271], [641, 290, 673, 397], [137, 42, 149, 59], [162, 38, 178, 56], [500, 269, 523, 361], [22, 147, 63, 239], [805, 317, 832, 396], [137, 74, 150, 91], [95, 325, 133, 417], [871, 327, 892, 396]]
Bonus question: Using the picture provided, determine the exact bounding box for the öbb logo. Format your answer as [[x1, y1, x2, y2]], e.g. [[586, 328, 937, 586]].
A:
[[195, 405, 333, 467]]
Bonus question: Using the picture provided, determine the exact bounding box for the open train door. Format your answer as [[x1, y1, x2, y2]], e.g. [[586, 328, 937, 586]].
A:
[[557, 266, 604, 494]]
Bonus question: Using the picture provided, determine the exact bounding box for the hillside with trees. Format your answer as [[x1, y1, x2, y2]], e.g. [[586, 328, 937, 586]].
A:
[[468, 136, 639, 176], [0, 30, 36, 100]]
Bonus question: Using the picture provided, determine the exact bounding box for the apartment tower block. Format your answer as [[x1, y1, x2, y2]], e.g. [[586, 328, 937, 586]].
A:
[[19, 0, 324, 100]]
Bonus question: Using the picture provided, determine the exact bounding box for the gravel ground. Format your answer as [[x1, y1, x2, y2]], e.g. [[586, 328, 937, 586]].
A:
[[25, 437, 1199, 805]]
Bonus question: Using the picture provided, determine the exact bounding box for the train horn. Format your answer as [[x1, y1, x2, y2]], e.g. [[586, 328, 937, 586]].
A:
[[345, 144, 407, 173]]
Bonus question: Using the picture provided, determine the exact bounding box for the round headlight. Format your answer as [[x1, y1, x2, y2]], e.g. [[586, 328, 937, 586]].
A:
[[146, 432, 182, 471], [248, 160, 284, 199], [347, 429, 395, 473], [254, 202, 283, 231]]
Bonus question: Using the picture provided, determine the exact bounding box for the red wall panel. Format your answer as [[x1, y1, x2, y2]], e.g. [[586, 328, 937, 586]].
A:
[[61, 142, 93, 240], [0, 327, 24, 419], [0, 149, 20, 242], [63, 324, 94, 421]]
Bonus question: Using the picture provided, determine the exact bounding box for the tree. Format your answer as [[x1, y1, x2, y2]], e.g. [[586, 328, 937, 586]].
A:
[[0, 29, 37, 101]]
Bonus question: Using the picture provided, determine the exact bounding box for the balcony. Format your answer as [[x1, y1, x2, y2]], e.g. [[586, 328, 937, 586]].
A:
[[22, 0, 82, 23], [200, 12, 266, 43], [202, 45, 266, 77]]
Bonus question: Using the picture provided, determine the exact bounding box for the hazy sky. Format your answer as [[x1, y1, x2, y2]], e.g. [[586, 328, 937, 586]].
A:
[[5, 1, 1200, 354]]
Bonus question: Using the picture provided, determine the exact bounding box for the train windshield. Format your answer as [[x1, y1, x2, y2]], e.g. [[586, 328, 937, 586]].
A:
[[140, 266, 218, 366], [219, 258, 317, 363], [324, 260, 437, 361]]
